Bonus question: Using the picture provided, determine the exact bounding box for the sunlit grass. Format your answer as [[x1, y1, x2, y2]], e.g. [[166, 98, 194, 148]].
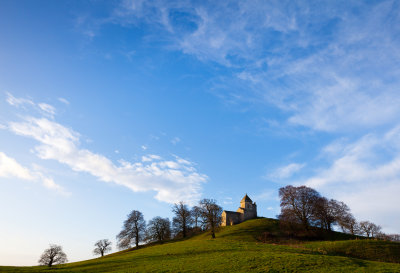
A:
[[2, 218, 400, 272]]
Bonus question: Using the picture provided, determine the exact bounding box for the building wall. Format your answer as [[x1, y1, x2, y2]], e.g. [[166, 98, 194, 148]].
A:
[[221, 195, 257, 226], [221, 211, 241, 226]]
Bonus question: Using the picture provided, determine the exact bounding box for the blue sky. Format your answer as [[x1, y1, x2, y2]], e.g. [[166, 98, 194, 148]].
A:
[[1, 0, 400, 266]]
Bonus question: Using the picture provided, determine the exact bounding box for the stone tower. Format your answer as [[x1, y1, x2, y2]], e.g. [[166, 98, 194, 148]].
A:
[[237, 194, 257, 221], [221, 194, 257, 226]]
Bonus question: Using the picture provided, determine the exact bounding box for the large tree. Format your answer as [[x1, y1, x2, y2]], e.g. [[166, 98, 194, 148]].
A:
[[172, 202, 192, 238], [313, 198, 349, 231], [199, 198, 222, 239], [146, 216, 171, 242], [38, 244, 68, 267], [279, 185, 320, 230], [117, 210, 146, 249], [93, 239, 112, 257]]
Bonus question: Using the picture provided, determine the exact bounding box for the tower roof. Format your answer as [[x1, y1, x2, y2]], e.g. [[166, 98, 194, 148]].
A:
[[241, 194, 253, 203]]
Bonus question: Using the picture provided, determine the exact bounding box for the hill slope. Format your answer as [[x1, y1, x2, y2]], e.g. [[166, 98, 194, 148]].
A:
[[2, 218, 400, 272]]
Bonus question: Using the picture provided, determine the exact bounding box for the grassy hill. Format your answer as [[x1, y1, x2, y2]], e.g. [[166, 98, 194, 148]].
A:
[[2, 218, 400, 272]]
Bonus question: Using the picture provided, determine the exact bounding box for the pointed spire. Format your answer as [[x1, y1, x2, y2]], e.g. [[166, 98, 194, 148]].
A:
[[241, 194, 252, 203]]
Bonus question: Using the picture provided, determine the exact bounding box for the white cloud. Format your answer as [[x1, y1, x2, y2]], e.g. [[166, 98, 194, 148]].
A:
[[141, 154, 161, 162], [6, 92, 34, 107], [8, 117, 207, 204], [109, 1, 400, 133], [38, 103, 56, 117], [0, 152, 67, 195], [141, 145, 147, 150], [58, 98, 70, 105], [269, 163, 305, 180], [5, 92, 58, 118], [299, 129, 400, 233], [0, 152, 34, 180]]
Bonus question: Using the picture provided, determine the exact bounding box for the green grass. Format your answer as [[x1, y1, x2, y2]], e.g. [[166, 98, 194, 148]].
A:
[[2, 218, 400, 272], [302, 239, 400, 264]]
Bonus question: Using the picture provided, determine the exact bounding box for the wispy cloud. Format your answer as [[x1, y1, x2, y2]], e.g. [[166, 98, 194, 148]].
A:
[[268, 163, 305, 180], [38, 103, 56, 117], [58, 97, 70, 105], [0, 152, 68, 195], [7, 116, 207, 204], [105, 0, 400, 133], [6, 92, 58, 118], [171, 137, 181, 145], [6, 92, 34, 107], [298, 127, 400, 232], [141, 154, 161, 162]]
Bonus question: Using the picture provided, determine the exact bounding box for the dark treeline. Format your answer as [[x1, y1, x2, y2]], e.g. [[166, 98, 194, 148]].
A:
[[278, 185, 399, 241], [116, 198, 222, 250]]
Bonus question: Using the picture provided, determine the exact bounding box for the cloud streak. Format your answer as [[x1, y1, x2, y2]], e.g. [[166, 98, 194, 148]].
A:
[[0, 152, 67, 195], [8, 116, 206, 204], [277, 127, 400, 233], [107, 0, 400, 133], [268, 163, 305, 180]]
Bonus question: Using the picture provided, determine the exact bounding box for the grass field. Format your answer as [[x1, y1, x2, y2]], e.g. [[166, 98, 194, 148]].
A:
[[2, 218, 400, 272]]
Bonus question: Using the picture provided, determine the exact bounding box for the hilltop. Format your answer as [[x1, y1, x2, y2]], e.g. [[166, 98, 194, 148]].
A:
[[2, 218, 400, 272]]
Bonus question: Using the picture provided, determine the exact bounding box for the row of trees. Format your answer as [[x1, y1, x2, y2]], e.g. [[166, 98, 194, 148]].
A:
[[278, 185, 397, 240], [116, 198, 223, 249], [38, 198, 223, 267], [38, 186, 399, 267]]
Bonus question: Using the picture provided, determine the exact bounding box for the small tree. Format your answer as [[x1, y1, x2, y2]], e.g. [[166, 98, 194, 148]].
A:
[[172, 202, 192, 238], [370, 223, 382, 238], [93, 239, 112, 257], [117, 210, 146, 249], [38, 244, 68, 267], [359, 221, 378, 238], [146, 216, 171, 242], [199, 198, 222, 239]]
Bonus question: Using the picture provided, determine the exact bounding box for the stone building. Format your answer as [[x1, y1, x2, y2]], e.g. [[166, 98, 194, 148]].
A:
[[221, 194, 257, 226]]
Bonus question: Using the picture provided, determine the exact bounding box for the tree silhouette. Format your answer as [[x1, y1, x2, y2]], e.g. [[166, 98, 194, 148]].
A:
[[93, 239, 112, 257], [172, 202, 192, 238], [199, 198, 222, 239], [191, 205, 203, 230], [38, 244, 68, 267], [279, 185, 320, 230], [117, 210, 146, 249], [146, 216, 171, 242]]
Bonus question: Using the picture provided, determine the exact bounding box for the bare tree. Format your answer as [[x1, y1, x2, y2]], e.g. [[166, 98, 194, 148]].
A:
[[172, 202, 192, 238], [279, 185, 320, 230], [191, 205, 203, 230], [313, 198, 351, 231], [371, 223, 382, 238], [146, 216, 171, 242], [38, 244, 68, 267], [199, 198, 222, 239], [359, 221, 379, 238], [93, 239, 112, 257], [117, 210, 146, 249], [313, 197, 336, 231], [337, 212, 360, 235], [388, 234, 400, 242]]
